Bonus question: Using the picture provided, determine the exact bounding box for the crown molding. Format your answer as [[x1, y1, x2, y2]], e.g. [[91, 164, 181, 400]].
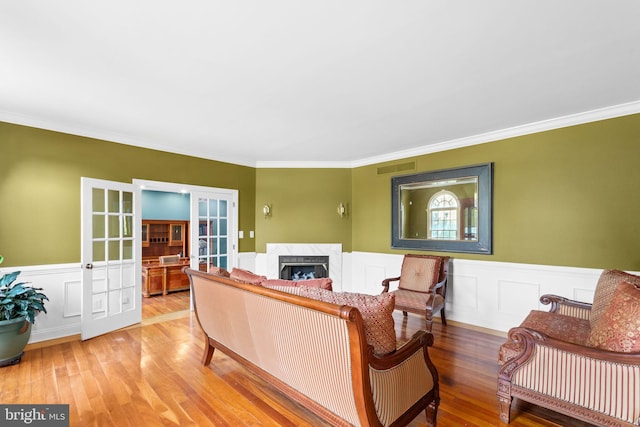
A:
[[3, 100, 639, 169], [349, 100, 640, 168], [0, 109, 258, 168], [255, 160, 354, 169]]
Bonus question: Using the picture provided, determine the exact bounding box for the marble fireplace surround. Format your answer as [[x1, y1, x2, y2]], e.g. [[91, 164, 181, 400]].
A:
[[266, 243, 342, 291]]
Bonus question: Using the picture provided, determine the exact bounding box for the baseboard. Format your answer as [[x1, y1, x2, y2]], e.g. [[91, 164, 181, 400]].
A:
[[24, 334, 81, 351], [405, 312, 508, 338]]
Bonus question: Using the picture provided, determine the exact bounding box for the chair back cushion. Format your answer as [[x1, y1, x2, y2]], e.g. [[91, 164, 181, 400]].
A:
[[230, 267, 267, 285], [159, 255, 180, 265], [209, 267, 230, 277], [262, 278, 333, 290], [398, 255, 443, 293], [590, 269, 640, 328]]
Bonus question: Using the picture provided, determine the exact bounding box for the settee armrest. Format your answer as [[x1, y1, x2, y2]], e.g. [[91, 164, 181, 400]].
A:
[[540, 294, 592, 320], [381, 276, 400, 293], [498, 327, 640, 425], [368, 330, 439, 427]]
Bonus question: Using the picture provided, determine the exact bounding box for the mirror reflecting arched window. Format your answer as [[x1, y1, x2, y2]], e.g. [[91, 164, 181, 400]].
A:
[[428, 190, 459, 240], [392, 163, 493, 254]]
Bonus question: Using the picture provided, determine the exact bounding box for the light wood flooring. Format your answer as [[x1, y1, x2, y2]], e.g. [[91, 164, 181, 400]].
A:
[[2, 291, 595, 426]]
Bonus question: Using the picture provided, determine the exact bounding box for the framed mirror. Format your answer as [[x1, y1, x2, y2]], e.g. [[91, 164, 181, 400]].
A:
[[391, 163, 493, 254]]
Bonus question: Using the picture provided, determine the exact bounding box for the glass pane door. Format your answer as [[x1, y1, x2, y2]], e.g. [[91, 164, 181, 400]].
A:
[[81, 178, 141, 340], [191, 192, 235, 273]]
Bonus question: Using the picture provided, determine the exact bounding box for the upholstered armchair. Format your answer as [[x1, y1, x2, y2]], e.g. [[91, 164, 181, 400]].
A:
[[382, 254, 450, 332], [497, 269, 640, 426]]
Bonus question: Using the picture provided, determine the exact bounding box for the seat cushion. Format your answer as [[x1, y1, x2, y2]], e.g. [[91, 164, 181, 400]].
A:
[[299, 288, 397, 355], [521, 310, 592, 345], [398, 256, 442, 293], [591, 269, 640, 328], [498, 310, 592, 365], [587, 280, 640, 352], [392, 289, 444, 313]]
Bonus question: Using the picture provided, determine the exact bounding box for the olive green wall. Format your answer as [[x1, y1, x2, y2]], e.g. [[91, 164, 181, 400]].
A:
[[255, 168, 352, 253], [352, 113, 640, 271], [0, 122, 256, 267], [4, 114, 640, 271]]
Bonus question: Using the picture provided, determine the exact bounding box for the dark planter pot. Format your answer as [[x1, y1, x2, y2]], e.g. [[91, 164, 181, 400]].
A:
[[0, 317, 32, 367]]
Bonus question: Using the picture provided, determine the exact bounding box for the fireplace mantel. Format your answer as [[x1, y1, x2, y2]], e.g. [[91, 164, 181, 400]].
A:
[[266, 243, 342, 290]]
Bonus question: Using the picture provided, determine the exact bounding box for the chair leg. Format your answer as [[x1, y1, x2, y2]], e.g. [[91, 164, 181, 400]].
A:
[[424, 311, 433, 332], [402, 311, 408, 317], [498, 394, 512, 423], [425, 400, 438, 427], [440, 308, 447, 326]]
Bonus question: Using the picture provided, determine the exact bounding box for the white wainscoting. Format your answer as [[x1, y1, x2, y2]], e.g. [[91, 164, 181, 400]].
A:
[[15, 253, 608, 344], [237, 252, 257, 272], [257, 250, 604, 333], [347, 252, 603, 333], [5, 263, 83, 343]]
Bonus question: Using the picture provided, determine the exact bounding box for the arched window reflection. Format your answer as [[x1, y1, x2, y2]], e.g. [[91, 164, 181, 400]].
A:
[[428, 190, 459, 240]]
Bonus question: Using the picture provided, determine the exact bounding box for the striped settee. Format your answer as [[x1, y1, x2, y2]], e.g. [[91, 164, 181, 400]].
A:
[[497, 269, 640, 426], [186, 268, 440, 427]]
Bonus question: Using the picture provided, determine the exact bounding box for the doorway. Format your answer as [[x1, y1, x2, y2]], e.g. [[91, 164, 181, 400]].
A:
[[133, 179, 238, 321]]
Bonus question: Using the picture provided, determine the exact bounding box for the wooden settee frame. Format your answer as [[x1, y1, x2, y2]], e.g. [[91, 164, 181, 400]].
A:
[[186, 268, 440, 427]]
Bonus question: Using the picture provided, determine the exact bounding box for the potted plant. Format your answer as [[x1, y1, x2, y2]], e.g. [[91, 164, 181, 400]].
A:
[[0, 255, 48, 366]]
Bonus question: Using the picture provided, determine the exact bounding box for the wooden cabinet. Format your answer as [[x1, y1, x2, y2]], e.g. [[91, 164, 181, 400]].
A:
[[142, 265, 164, 296], [169, 223, 184, 247], [141, 220, 190, 297], [166, 264, 190, 292], [142, 220, 188, 261], [142, 259, 190, 297], [141, 223, 150, 247]]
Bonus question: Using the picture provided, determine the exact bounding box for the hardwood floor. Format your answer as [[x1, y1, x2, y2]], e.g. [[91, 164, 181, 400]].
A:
[[142, 290, 191, 319], [3, 295, 595, 426]]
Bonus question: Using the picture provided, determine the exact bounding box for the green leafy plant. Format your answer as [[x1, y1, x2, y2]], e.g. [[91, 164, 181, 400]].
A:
[[0, 256, 48, 324]]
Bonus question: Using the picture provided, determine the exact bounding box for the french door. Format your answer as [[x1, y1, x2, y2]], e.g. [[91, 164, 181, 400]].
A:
[[190, 191, 237, 273], [80, 178, 141, 340]]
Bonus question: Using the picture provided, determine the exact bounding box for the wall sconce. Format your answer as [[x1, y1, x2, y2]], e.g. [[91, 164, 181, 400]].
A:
[[337, 202, 346, 218], [262, 204, 271, 218]]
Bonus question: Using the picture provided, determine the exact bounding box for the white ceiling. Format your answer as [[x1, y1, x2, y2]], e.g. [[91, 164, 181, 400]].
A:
[[1, 1, 639, 167]]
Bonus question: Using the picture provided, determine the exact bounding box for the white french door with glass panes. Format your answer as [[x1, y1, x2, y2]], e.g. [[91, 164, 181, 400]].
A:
[[80, 178, 141, 340], [190, 191, 237, 273]]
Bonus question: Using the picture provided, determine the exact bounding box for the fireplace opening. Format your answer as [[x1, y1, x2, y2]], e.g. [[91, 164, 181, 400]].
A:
[[279, 255, 329, 280]]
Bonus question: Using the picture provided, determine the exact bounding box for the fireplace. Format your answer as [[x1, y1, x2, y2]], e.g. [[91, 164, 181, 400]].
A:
[[265, 243, 342, 290], [279, 255, 329, 280]]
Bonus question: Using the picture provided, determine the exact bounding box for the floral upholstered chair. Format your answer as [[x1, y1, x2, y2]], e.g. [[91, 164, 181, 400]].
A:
[[498, 269, 640, 426], [382, 254, 450, 332]]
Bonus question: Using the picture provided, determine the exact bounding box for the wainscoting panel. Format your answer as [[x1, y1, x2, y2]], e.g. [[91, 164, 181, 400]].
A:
[[348, 253, 604, 333], [63, 279, 82, 317], [13, 264, 83, 343], [497, 280, 540, 316], [450, 274, 479, 310], [364, 265, 387, 295], [16, 254, 611, 343]]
